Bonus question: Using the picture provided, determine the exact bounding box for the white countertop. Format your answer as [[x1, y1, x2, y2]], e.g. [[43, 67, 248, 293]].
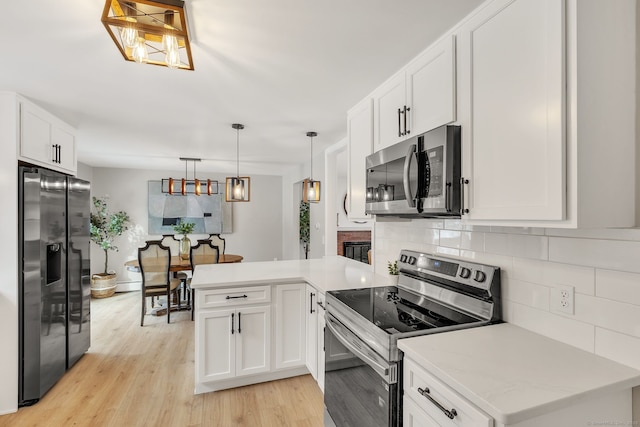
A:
[[398, 323, 640, 424], [190, 255, 394, 292]]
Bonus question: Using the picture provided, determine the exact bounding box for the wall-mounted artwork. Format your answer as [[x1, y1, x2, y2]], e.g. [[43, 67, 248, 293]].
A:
[[147, 180, 232, 235]]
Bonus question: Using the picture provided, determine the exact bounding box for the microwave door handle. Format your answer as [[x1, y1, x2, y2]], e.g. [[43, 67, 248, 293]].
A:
[[403, 144, 417, 207]]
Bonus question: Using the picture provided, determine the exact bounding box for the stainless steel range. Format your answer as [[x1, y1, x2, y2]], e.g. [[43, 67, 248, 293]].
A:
[[324, 249, 501, 427]]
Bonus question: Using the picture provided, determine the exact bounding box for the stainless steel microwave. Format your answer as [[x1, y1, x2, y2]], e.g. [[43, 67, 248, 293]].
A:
[[365, 125, 461, 217]]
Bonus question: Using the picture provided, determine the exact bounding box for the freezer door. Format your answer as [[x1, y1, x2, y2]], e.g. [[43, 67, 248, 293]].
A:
[[67, 177, 91, 368], [19, 167, 68, 405]]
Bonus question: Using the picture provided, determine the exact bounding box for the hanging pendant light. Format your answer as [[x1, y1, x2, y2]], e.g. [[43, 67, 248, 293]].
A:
[[303, 131, 321, 203], [162, 158, 218, 196], [226, 124, 251, 202]]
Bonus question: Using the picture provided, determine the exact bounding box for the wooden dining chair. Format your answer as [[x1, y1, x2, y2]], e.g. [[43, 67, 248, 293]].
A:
[[161, 234, 189, 301], [208, 234, 226, 255], [188, 240, 220, 320], [138, 240, 181, 326]]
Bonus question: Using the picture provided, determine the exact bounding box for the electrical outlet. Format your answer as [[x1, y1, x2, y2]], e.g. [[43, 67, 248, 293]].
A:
[[551, 284, 574, 315]]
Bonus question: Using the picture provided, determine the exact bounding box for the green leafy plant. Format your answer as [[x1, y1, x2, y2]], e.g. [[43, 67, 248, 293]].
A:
[[90, 196, 131, 275], [173, 221, 195, 236], [299, 200, 310, 259], [387, 260, 398, 275]]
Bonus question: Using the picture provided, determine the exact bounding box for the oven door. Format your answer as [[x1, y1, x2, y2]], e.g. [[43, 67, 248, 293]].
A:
[[324, 313, 399, 427], [365, 136, 419, 216]]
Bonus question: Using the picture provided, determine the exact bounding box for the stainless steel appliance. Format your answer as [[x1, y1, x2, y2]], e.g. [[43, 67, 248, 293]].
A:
[[324, 250, 501, 427], [18, 166, 91, 406], [365, 125, 461, 217]]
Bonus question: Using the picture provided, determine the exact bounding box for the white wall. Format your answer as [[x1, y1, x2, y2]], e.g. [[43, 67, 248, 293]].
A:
[[375, 219, 640, 372], [89, 167, 283, 287], [0, 94, 19, 414]]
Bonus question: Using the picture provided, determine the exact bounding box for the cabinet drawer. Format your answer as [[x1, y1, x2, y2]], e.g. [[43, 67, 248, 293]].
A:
[[404, 358, 492, 426], [197, 286, 271, 309]]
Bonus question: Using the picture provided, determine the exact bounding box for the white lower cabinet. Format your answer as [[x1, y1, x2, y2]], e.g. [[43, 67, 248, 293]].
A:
[[404, 358, 492, 427], [274, 283, 306, 370], [196, 305, 270, 383], [305, 284, 318, 380], [316, 292, 326, 393]]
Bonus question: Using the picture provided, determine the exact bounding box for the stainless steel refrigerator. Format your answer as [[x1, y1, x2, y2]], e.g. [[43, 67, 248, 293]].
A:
[[18, 166, 91, 406]]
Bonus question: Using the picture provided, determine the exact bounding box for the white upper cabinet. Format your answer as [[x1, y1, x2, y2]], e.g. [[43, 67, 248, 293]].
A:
[[373, 35, 457, 152], [458, 0, 565, 221], [19, 96, 77, 175], [456, 0, 635, 227], [405, 34, 456, 139], [347, 98, 373, 221]]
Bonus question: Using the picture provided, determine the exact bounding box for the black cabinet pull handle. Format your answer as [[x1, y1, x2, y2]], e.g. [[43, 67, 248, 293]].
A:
[[226, 294, 248, 300], [310, 292, 316, 314], [397, 108, 402, 137], [460, 177, 469, 215], [57, 144, 61, 163], [238, 312, 241, 334], [231, 312, 235, 334], [317, 300, 325, 311], [404, 106, 410, 135], [418, 387, 458, 420], [52, 144, 57, 163]]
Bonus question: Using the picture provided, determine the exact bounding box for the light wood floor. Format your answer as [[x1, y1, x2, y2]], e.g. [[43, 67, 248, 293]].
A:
[[0, 291, 324, 427]]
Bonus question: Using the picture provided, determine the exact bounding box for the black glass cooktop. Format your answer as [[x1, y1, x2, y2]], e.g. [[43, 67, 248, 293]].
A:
[[329, 286, 479, 334]]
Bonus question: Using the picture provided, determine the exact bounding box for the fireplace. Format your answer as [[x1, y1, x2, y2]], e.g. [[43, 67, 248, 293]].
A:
[[343, 241, 371, 264]]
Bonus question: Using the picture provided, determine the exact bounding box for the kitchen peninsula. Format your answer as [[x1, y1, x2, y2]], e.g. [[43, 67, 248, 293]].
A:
[[189, 256, 391, 394]]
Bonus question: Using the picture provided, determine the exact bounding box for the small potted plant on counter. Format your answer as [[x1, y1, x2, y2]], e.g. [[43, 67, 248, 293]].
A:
[[173, 220, 196, 260], [388, 260, 399, 285], [90, 196, 130, 298]]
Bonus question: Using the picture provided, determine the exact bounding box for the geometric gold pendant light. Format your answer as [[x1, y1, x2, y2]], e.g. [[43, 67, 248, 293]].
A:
[[101, 0, 194, 70]]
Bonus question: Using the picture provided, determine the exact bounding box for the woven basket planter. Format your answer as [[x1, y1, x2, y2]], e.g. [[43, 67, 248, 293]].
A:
[[90, 273, 117, 298]]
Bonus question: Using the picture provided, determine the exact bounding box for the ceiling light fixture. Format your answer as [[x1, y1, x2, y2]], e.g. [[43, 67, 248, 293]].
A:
[[303, 131, 321, 203], [101, 0, 194, 70], [226, 124, 251, 202], [162, 157, 218, 196]]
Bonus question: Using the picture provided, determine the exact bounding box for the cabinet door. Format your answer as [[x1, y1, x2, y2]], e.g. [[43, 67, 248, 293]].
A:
[[347, 98, 373, 220], [273, 284, 306, 370], [406, 34, 456, 136], [20, 101, 52, 165], [373, 73, 406, 151], [235, 305, 271, 377], [196, 308, 235, 383], [403, 397, 439, 427], [316, 300, 326, 393], [305, 285, 318, 380], [458, 0, 565, 221]]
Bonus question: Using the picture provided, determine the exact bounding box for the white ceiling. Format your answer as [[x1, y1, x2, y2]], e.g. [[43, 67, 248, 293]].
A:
[[1, 0, 483, 175]]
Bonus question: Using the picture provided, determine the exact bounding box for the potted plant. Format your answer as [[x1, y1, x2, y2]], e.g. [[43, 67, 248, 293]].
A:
[[299, 201, 310, 259], [173, 220, 195, 260], [387, 260, 399, 285], [90, 196, 131, 298]]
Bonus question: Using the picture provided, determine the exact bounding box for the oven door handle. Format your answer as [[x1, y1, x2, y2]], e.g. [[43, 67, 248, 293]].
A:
[[326, 316, 390, 380]]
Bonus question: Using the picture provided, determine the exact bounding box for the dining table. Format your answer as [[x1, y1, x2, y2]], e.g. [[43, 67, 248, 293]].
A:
[[124, 253, 243, 273]]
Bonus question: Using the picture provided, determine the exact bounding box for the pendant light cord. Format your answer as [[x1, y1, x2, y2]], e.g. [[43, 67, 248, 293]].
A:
[[309, 134, 313, 180], [236, 128, 240, 178]]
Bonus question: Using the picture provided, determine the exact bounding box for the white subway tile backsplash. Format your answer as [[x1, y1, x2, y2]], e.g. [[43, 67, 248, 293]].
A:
[[485, 233, 549, 260], [375, 218, 640, 368], [549, 237, 640, 274], [596, 269, 640, 306], [438, 230, 461, 249], [595, 328, 640, 371], [510, 302, 595, 352], [573, 294, 640, 339], [503, 279, 550, 311]]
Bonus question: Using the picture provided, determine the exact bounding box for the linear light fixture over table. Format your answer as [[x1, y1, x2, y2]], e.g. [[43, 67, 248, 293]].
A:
[[101, 0, 194, 70], [226, 124, 251, 202], [162, 157, 218, 195], [303, 131, 320, 203]]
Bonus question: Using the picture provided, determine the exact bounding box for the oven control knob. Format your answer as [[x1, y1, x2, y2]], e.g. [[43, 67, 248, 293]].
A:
[[408, 256, 417, 265], [474, 270, 487, 283], [400, 255, 407, 263], [459, 267, 471, 279]]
